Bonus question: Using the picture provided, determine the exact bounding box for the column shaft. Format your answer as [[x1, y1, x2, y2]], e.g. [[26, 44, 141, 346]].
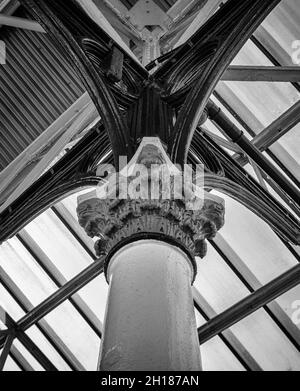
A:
[[99, 240, 202, 371]]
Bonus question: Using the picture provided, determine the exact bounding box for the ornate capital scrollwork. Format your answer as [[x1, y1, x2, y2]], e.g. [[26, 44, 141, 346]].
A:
[[77, 196, 224, 256], [77, 137, 225, 280]]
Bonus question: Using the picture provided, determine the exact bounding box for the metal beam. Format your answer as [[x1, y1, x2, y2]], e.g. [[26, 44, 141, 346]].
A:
[[0, 0, 18, 14], [248, 158, 268, 191], [0, 333, 14, 371], [17, 227, 102, 337], [75, 0, 143, 68], [198, 263, 300, 344], [201, 127, 243, 153], [16, 329, 58, 371], [0, 0, 14, 12], [92, 0, 142, 45], [212, 92, 300, 209], [0, 92, 97, 205], [212, 233, 300, 350], [10, 345, 35, 371], [222, 66, 300, 82], [0, 14, 45, 32], [215, 86, 300, 169], [174, 0, 222, 48], [251, 34, 300, 94], [0, 307, 57, 371], [193, 287, 262, 371], [168, 0, 281, 165], [0, 267, 85, 370], [11, 258, 104, 334], [160, 1, 222, 52], [207, 100, 300, 207], [249, 100, 300, 152], [161, 0, 206, 46], [0, 96, 98, 213], [214, 97, 300, 212], [0, 258, 104, 368], [166, 0, 200, 23]]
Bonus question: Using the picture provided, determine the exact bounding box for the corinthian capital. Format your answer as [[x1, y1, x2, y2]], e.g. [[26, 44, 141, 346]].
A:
[[77, 137, 225, 279]]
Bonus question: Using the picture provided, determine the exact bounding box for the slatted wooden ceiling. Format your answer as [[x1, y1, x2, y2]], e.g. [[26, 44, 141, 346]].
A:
[[0, 7, 85, 171]]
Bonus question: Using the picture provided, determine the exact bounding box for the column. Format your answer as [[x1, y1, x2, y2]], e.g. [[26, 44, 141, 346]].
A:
[[77, 137, 225, 371], [99, 239, 201, 371]]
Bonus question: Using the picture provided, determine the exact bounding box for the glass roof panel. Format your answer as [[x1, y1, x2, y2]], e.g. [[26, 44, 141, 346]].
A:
[[195, 246, 249, 311], [195, 244, 300, 370], [0, 283, 25, 320], [214, 81, 263, 134], [75, 275, 108, 325], [256, 0, 300, 66], [243, 162, 299, 220], [195, 312, 245, 371], [12, 339, 44, 371], [3, 355, 21, 371], [216, 194, 298, 284], [217, 79, 300, 132], [201, 336, 245, 371], [275, 287, 300, 332], [23, 209, 95, 281], [216, 34, 300, 135], [232, 39, 273, 67], [0, 237, 57, 307], [230, 308, 300, 370], [43, 300, 100, 370], [273, 125, 300, 180], [26, 326, 72, 371]]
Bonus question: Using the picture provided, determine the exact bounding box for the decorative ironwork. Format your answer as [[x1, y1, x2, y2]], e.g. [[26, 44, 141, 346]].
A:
[[77, 137, 225, 279], [1, 0, 299, 253], [77, 197, 225, 276]]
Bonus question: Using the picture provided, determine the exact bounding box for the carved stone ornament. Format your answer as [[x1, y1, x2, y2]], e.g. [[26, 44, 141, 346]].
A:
[[77, 137, 225, 277]]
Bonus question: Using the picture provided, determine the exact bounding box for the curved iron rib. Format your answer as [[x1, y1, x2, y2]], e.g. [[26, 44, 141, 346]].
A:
[[165, 0, 281, 165], [19, 0, 133, 163], [204, 174, 300, 245]]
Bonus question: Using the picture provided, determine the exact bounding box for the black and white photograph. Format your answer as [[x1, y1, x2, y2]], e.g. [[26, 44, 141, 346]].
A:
[[0, 0, 300, 382]]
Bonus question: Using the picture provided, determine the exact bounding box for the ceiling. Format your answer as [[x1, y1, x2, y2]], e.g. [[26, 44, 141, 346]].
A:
[[0, 0, 300, 371]]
